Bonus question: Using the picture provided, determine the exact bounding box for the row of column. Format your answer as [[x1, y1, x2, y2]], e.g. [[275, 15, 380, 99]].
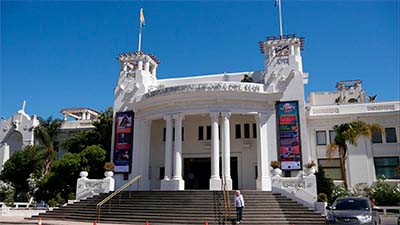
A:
[[161, 112, 272, 191]]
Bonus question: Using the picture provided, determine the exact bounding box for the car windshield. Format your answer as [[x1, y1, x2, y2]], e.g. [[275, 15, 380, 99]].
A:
[[333, 199, 369, 211]]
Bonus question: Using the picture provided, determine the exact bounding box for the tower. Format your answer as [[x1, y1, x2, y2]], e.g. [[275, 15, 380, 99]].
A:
[[259, 34, 308, 93], [114, 51, 160, 107], [259, 34, 312, 172]]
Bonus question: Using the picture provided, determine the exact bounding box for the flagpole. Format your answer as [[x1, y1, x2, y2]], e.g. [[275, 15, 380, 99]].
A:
[[138, 8, 144, 52], [278, 0, 283, 36], [138, 22, 142, 52]]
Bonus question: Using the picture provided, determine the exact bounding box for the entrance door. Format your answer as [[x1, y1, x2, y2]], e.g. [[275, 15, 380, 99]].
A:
[[184, 157, 238, 190], [184, 158, 210, 189]]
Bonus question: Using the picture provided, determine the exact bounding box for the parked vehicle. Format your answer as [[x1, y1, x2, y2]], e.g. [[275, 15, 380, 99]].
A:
[[325, 197, 380, 225]]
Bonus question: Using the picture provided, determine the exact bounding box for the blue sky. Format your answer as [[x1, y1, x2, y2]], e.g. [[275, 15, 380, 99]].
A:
[[1, 1, 399, 119]]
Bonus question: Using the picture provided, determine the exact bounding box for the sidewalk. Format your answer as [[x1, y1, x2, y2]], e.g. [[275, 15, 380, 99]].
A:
[[0, 216, 132, 225]]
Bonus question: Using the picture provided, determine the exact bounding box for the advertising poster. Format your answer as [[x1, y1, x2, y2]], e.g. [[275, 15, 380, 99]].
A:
[[276, 101, 302, 170], [113, 111, 134, 173]]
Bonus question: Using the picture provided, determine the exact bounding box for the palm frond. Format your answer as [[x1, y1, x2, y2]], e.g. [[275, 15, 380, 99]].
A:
[[326, 143, 338, 158]]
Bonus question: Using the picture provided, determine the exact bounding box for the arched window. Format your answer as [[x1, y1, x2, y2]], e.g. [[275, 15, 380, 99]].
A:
[[348, 98, 358, 103]]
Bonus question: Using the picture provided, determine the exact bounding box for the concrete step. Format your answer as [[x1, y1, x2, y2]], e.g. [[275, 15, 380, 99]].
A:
[[32, 190, 325, 225]]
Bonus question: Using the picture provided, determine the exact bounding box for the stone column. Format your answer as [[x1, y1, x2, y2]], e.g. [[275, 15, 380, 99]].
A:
[[255, 113, 272, 191], [144, 61, 150, 72], [137, 61, 143, 71], [221, 112, 232, 190], [209, 112, 221, 190], [171, 114, 185, 190], [161, 115, 173, 190]]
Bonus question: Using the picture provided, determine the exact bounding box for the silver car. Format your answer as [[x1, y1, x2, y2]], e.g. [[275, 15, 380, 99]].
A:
[[326, 197, 380, 225]]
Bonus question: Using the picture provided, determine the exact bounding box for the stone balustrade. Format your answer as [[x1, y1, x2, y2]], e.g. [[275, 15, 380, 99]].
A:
[[271, 169, 318, 210], [75, 171, 115, 200]]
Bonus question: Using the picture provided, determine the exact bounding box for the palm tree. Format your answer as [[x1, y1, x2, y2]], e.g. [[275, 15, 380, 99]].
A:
[[327, 120, 383, 189], [34, 117, 62, 176]]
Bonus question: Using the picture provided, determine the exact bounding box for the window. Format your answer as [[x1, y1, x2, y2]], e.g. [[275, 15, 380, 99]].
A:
[[385, 128, 397, 143], [252, 123, 257, 138], [374, 157, 399, 179], [316, 131, 327, 145], [163, 128, 166, 142], [329, 130, 336, 144], [123, 173, 129, 180], [235, 124, 241, 139], [198, 126, 204, 140], [318, 159, 343, 180], [172, 127, 184, 141], [244, 124, 250, 139], [206, 126, 212, 140], [372, 131, 383, 143]]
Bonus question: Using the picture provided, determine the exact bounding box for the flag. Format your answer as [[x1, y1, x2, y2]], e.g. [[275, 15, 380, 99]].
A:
[[140, 8, 145, 26]]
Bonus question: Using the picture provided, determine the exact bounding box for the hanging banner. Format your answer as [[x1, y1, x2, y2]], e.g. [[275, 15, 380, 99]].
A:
[[276, 101, 302, 170], [113, 111, 134, 173]]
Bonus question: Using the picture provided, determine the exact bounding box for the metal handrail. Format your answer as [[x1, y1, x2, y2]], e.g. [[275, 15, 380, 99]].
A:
[[96, 175, 141, 222], [222, 176, 231, 222]]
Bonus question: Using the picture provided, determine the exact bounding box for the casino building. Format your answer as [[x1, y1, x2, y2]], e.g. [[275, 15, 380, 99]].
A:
[[111, 34, 400, 191]]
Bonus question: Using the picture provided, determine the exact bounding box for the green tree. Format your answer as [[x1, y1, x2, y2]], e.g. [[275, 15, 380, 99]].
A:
[[0, 145, 46, 201], [327, 120, 383, 189], [34, 117, 62, 176], [61, 107, 113, 159], [35, 145, 106, 203]]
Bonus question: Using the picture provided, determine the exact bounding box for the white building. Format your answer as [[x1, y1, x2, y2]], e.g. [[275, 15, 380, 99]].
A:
[[112, 34, 399, 191], [0, 102, 39, 170], [0, 107, 100, 169]]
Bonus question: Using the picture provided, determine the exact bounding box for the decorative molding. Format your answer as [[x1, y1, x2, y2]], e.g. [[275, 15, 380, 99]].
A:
[[311, 107, 340, 115], [367, 105, 395, 111], [144, 82, 264, 99]]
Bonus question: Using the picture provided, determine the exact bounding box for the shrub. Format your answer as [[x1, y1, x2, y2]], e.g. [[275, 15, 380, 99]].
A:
[[368, 177, 400, 206], [332, 185, 350, 202], [68, 192, 75, 200], [350, 183, 370, 197], [318, 193, 328, 202], [104, 162, 115, 171], [305, 160, 317, 168], [48, 193, 64, 207], [315, 167, 335, 203], [0, 180, 15, 205], [271, 161, 280, 169]]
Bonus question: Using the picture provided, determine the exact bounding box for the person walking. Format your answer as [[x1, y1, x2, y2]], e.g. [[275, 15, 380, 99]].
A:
[[233, 190, 245, 224]]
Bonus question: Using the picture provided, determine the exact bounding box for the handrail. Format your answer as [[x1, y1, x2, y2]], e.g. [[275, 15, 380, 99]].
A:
[[96, 175, 141, 222], [221, 176, 231, 222]]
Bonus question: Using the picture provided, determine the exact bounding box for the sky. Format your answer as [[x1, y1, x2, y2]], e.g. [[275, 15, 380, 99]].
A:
[[1, 1, 399, 119]]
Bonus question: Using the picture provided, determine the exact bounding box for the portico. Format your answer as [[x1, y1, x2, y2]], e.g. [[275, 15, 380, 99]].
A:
[[148, 107, 277, 191]]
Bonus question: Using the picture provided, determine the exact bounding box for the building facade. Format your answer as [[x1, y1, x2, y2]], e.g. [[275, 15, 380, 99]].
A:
[[112, 35, 399, 191]]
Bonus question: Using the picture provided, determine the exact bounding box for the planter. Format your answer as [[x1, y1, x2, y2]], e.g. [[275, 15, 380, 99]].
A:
[[104, 171, 114, 178], [304, 167, 316, 176], [79, 171, 88, 178], [271, 168, 282, 176]]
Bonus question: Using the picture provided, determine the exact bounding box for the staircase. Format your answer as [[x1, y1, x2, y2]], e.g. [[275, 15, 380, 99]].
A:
[[32, 190, 325, 225]]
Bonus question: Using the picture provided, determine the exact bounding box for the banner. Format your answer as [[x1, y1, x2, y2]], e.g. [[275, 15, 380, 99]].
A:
[[113, 111, 134, 173], [276, 101, 302, 170]]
